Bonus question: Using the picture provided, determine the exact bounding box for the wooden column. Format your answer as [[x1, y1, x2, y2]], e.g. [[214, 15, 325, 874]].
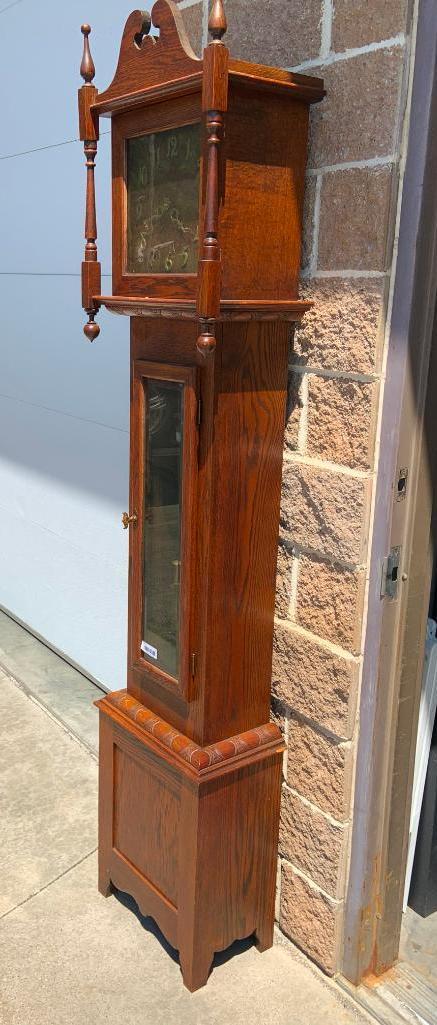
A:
[[78, 24, 101, 341], [196, 0, 228, 358]]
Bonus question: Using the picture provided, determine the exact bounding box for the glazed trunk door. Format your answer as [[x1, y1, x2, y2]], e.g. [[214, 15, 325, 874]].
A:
[[129, 359, 198, 700]]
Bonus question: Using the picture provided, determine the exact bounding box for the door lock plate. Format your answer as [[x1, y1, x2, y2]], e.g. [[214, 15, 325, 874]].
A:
[[381, 546, 401, 599]]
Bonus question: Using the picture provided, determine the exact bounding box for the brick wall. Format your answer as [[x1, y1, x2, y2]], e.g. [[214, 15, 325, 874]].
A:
[[178, 0, 413, 974]]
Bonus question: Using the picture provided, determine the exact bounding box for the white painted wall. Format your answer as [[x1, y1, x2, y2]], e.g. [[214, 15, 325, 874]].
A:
[[0, 0, 200, 690]]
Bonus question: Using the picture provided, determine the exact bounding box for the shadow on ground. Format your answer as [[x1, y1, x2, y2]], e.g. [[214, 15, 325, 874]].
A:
[[115, 888, 256, 977]]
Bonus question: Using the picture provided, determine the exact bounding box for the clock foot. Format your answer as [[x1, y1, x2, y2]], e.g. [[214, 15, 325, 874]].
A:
[[98, 866, 113, 899], [179, 944, 214, 993], [255, 919, 275, 953]]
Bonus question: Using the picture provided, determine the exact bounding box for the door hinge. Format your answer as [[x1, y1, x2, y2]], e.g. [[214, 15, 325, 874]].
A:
[[381, 546, 401, 599], [197, 398, 202, 427], [191, 652, 197, 677]]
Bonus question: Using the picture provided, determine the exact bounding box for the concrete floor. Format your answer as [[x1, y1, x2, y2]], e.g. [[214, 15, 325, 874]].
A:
[[401, 906, 437, 988], [0, 611, 374, 1025], [0, 609, 100, 755]]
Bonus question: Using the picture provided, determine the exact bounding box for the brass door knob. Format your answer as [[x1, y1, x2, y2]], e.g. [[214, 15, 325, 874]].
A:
[[122, 511, 137, 529]]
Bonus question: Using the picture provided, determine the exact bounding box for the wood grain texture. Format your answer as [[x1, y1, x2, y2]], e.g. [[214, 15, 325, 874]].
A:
[[89, 12, 323, 316], [78, 31, 101, 339], [208, 0, 227, 43], [99, 714, 180, 946], [106, 73, 314, 312], [88, 2, 321, 990], [197, 319, 289, 744], [78, 84, 99, 142], [178, 753, 282, 990], [108, 846, 179, 948], [196, 42, 229, 356], [128, 317, 289, 746], [93, 2, 201, 117], [113, 740, 180, 905], [97, 702, 284, 991], [90, 2, 324, 118], [97, 296, 312, 320], [99, 689, 283, 774], [80, 24, 96, 85], [98, 712, 114, 898], [228, 60, 324, 102], [202, 29, 229, 111], [220, 85, 309, 301]]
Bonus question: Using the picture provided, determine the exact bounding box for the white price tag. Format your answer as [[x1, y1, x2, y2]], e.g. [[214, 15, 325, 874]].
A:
[[141, 641, 158, 660]]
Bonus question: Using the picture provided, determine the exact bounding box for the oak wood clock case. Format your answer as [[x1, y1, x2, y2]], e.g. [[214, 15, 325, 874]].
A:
[[78, 1, 324, 992]]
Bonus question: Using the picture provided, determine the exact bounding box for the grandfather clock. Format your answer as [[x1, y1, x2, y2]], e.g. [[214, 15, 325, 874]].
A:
[[78, 0, 324, 991]]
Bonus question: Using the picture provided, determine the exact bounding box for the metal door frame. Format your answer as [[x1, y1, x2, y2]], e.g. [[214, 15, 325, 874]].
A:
[[342, 0, 437, 983]]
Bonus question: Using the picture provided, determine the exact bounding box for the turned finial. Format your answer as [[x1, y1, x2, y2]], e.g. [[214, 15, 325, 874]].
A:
[[80, 24, 95, 83], [197, 323, 216, 358], [208, 0, 227, 42], [84, 313, 100, 342]]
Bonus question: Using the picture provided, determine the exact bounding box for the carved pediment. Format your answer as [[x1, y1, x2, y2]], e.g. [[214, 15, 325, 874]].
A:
[[94, 1, 202, 115]]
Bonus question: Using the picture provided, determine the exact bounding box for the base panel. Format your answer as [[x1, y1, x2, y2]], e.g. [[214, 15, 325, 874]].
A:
[[97, 694, 284, 991]]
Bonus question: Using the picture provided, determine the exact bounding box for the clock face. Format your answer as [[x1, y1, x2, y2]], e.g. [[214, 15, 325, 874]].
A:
[[126, 122, 201, 275]]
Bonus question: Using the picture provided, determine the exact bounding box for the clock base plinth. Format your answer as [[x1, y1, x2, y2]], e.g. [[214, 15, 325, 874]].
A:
[[97, 690, 284, 992]]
